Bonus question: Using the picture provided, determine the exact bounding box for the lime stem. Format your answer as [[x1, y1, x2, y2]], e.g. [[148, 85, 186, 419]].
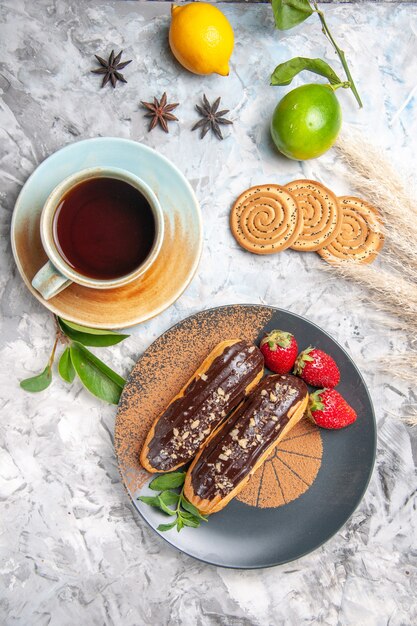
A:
[[331, 81, 351, 91], [312, 2, 363, 108]]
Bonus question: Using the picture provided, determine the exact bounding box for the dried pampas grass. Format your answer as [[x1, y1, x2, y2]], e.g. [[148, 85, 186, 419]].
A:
[[328, 129, 417, 423], [335, 129, 417, 283]]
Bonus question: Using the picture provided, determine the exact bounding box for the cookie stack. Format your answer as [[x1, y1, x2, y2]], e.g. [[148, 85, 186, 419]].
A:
[[230, 180, 384, 264]]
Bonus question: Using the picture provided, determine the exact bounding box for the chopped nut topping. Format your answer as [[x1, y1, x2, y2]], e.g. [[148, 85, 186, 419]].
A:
[[221, 410, 226, 417], [270, 392, 277, 402], [173, 428, 179, 437], [215, 462, 222, 472], [248, 346, 255, 353], [230, 428, 239, 440], [225, 448, 232, 456], [209, 413, 216, 420], [238, 438, 248, 449], [219, 453, 229, 461], [249, 418, 256, 427], [256, 434, 263, 443], [204, 428, 211, 435], [261, 389, 268, 396], [276, 423, 281, 430], [191, 420, 200, 429], [217, 387, 225, 397], [200, 373, 208, 381], [182, 431, 190, 440]]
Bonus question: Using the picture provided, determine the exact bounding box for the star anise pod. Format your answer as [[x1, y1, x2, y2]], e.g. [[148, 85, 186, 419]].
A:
[[192, 95, 233, 140], [91, 50, 132, 88], [140, 93, 179, 133]]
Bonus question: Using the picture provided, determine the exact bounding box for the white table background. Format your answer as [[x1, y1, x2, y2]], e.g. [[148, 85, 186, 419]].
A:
[[0, 2, 416, 624]]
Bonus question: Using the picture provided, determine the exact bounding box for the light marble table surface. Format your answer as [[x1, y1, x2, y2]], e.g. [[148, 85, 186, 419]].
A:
[[1, 1, 416, 625]]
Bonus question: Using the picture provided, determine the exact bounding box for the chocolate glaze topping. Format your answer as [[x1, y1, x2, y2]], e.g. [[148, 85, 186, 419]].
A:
[[190, 374, 308, 499], [146, 341, 264, 471]]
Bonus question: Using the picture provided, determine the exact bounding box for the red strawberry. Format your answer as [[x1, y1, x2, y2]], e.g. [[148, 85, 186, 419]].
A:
[[294, 347, 340, 388], [308, 389, 357, 429], [260, 330, 298, 374]]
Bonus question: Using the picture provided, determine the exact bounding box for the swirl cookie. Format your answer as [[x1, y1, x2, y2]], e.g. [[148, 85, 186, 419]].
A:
[[318, 196, 384, 265], [230, 184, 303, 255], [285, 180, 343, 252]]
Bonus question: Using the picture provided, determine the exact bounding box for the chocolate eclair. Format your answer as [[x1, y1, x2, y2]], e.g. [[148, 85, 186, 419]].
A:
[[183, 374, 308, 515], [140, 339, 264, 473]]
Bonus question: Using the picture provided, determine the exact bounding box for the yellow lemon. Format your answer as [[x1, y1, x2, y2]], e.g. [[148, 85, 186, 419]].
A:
[[169, 3, 234, 76]]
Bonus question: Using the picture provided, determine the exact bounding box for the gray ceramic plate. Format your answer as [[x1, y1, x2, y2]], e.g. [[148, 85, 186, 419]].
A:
[[115, 305, 376, 569]]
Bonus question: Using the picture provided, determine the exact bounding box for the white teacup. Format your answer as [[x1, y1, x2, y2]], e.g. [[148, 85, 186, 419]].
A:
[[32, 167, 164, 300]]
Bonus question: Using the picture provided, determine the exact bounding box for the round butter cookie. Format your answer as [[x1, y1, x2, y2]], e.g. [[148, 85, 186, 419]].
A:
[[285, 179, 342, 252], [230, 184, 303, 255], [318, 196, 384, 265]]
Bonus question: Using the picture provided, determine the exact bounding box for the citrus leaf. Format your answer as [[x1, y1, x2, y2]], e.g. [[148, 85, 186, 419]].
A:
[[271, 57, 342, 86], [69, 342, 125, 405], [149, 472, 186, 491], [272, 0, 313, 31], [20, 365, 52, 392], [58, 347, 75, 383], [181, 498, 208, 521], [59, 318, 129, 347], [158, 521, 177, 532]]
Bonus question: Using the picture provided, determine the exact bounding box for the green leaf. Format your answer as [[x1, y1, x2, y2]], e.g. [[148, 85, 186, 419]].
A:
[[69, 342, 125, 405], [59, 318, 129, 347], [271, 57, 342, 86], [157, 495, 176, 516], [20, 365, 52, 393], [58, 347, 75, 383], [181, 498, 208, 521], [181, 517, 200, 528], [137, 495, 160, 507], [160, 491, 180, 507], [176, 518, 184, 532], [271, 0, 313, 31], [149, 472, 186, 491], [157, 521, 177, 532]]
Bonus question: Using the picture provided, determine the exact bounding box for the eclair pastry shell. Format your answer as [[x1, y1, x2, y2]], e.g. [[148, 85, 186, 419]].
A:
[[183, 377, 309, 515], [140, 339, 264, 473]]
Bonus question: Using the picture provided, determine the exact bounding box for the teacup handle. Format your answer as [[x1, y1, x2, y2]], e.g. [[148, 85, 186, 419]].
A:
[[32, 261, 72, 300]]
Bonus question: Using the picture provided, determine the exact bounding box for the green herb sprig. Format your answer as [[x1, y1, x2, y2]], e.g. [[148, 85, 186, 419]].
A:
[[138, 471, 208, 532], [20, 317, 128, 404], [270, 0, 362, 108]]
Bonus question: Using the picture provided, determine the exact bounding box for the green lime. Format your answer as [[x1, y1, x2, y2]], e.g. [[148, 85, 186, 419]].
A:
[[270, 83, 342, 161]]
